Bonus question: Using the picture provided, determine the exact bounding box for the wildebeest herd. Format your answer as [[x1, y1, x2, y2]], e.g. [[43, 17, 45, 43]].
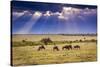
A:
[[37, 44, 80, 51]]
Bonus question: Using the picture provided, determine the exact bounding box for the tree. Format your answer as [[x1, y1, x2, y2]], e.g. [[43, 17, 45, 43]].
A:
[[79, 39, 82, 42], [22, 39, 26, 43], [91, 39, 96, 42], [40, 38, 53, 45]]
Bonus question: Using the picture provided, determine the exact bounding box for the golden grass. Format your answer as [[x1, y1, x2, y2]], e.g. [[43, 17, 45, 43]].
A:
[[12, 42, 97, 66], [12, 34, 97, 42]]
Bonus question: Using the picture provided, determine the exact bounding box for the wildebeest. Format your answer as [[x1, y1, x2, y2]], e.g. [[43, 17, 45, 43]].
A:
[[74, 45, 80, 49], [37, 45, 45, 51], [53, 45, 59, 51], [62, 45, 72, 50]]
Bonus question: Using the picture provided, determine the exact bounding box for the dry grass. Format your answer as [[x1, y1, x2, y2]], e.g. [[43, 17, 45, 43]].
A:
[[12, 35, 97, 66], [12, 35, 97, 65], [12, 34, 96, 42]]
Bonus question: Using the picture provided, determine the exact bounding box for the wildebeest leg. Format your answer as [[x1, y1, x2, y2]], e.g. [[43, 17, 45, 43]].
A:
[[70, 47, 72, 50], [53, 48, 55, 51], [57, 48, 59, 51], [43, 47, 45, 50], [38, 47, 40, 51], [67, 48, 69, 50], [62, 47, 64, 50], [62, 47, 67, 50], [78, 47, 80, 49]]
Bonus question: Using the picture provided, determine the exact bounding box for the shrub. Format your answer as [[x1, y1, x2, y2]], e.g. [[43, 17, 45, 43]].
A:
[[40, 38, 53, 45], [90, 39, 96, 42]]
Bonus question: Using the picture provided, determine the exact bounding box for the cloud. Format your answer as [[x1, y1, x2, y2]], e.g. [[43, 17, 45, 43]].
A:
[[58, 7, 96, 21], [13, 7, 96, 22], [13, 12, 24, 17], [62, 7, 96, 15], [58, 14, 69, 20], [53, 12, 61, 15], [83, 8, 97, 15], [33, 11, 42, 17], [12, 10, 32, 21], [58, 15, 65, 19], [62, 7, 81, 15], [44, 11, 52, 16], [13, 11, 31, 17]]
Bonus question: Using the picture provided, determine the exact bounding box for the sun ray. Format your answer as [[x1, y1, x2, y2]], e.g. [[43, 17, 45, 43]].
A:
[[16, 11, 42, 34]]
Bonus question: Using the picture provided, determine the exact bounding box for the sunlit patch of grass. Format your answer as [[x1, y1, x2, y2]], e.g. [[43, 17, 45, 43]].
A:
[[12, 42, 97, 66]]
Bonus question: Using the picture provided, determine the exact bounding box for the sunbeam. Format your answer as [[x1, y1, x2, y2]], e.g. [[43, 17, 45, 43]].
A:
[[12, 1, 97, 34], [16, 11, 42, 34]]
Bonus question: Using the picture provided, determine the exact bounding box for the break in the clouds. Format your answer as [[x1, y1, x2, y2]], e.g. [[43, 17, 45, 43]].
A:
[[12, 1, 97, 34]]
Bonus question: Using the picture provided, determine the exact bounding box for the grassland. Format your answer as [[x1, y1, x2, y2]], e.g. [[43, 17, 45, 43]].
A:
[[11, 34, 97, 66], [12, 34, 96, 42]]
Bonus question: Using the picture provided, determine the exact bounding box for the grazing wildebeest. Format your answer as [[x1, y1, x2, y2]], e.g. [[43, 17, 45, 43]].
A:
[[53, 45, 59, 51], [74, 45, 80, 49], [37, 45, 45, 51], [62, 45, 72, 50]]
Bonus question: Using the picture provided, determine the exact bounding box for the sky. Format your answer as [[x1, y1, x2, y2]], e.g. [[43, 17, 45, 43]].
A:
[[11, 1, 97, 34]]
